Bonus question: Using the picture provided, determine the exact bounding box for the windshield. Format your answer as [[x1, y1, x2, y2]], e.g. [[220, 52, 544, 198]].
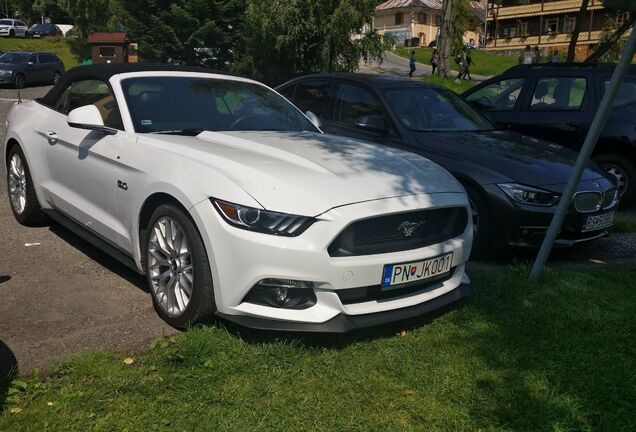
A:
[[0, 52, 29, 64], [0, 20, 12, 26], [31, 24, 49, 30], [383, 87, 494, 132], [121, 76, 319, 134]]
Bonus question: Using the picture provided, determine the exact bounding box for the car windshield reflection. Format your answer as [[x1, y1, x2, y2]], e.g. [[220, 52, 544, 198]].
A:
[[121, 76, 319, 134], [383, 87, 495, 132], [0, 53, 29, 64]]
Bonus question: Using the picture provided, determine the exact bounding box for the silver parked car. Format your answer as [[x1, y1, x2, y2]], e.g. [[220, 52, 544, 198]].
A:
[[0, 19, 29, 38]]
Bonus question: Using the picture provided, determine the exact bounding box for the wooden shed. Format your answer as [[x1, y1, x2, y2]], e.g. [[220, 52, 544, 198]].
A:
[[87, 32, 130, 64]]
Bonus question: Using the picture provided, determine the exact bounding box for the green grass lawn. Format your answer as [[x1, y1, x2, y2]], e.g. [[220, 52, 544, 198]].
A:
[[420, 75, 477, 93], [0, 37, 87, 69], [614, 214, 636, 233], [396, 47, 519, 77], [2, 267, 635, 431]]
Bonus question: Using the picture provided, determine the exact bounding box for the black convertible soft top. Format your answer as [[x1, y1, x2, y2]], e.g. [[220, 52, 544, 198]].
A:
[[39, 63, 234, 107]]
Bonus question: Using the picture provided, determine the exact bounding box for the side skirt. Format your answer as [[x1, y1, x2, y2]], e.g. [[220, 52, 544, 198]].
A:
[[42, 209, 142, 274]]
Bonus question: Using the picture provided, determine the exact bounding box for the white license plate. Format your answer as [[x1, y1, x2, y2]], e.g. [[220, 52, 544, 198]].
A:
[[32, 34, 41, 38], [382, 253, 453, 288], [582, 212, 615, 232]]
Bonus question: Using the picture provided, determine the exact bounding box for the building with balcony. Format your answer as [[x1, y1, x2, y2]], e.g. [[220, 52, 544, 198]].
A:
[[485, 0, 631, 58], [374, 0, 486, 48]]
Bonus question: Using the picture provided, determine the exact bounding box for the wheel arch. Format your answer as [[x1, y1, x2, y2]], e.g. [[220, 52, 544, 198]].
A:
[[593, 139, 636, 164]]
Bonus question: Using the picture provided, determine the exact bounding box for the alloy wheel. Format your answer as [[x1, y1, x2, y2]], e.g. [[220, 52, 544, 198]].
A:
[[147, 216, 193, 317], [8, 153, 27, 215], [602, 164, 628, 200]]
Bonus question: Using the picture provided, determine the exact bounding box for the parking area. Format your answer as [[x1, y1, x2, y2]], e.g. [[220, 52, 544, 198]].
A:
[[0, 84, 634, 375]]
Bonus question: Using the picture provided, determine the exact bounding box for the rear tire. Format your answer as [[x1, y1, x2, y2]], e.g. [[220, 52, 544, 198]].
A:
[[594, 153, 636, 208], [8, 30, 14, 38], [144, 204, 216, 329], [6, 145, 45, 226]]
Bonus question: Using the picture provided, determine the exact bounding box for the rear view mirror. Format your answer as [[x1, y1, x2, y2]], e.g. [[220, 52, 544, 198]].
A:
[[305, 111, 322, 129], [67, 105, 117, 135], [355, 115, 386, 133]]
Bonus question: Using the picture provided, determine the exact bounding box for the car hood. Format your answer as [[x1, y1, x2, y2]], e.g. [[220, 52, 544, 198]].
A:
[[143, 130, 464, 216], [414, 130, 605, 187]]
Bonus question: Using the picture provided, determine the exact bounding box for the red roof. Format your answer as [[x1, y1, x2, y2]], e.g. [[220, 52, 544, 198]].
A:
[[87, 32, 128, 44]]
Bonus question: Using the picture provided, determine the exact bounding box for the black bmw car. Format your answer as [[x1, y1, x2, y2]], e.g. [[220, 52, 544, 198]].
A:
[[277, 75, 618, 257]]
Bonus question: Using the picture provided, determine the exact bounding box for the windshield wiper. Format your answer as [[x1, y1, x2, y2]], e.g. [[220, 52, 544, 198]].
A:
[[151, 128, 205, 136]]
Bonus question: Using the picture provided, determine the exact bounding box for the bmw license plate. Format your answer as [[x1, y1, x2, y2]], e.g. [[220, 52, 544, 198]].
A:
[[582, 212, 615, 232], [32, 34, 41, 38], [382, 253, 453, 288]]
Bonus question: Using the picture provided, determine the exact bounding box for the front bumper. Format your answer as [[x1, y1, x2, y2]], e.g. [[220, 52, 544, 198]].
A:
[[485, 179, 617, 249], [191, 193, 472, 331]]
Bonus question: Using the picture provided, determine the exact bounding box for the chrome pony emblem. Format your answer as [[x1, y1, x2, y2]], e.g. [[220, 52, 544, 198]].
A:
[[398, 221, 425, 238], [592, 181, 601, 189]]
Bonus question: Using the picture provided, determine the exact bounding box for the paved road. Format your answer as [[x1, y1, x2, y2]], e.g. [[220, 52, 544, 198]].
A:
[[361, 51, 491, 82], [0, 85, 177, 375]]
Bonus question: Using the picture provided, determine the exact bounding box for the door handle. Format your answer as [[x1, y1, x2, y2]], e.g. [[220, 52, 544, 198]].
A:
[[47, 131, 58, 143]]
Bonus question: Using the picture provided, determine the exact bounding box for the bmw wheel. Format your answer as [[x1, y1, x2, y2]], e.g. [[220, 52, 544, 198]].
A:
[[6, 145, 44, 226], [594, 153, 635, 207], [145, 204, 216, 329]]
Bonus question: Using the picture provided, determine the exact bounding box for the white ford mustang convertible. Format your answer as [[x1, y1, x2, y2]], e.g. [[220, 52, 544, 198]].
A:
[[5, 64, 472, 331]]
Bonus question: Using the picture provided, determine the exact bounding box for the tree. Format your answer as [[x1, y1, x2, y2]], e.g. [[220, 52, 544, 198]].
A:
[[566, 0, 590, 62], [585, 11, 634, 63], [57, 0, 110, 36], [234, 0, 384, 85], [437, 0, 454, 78], [109, 0, 244, 69]]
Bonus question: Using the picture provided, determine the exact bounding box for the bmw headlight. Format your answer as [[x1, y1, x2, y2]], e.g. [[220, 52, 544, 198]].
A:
[[498, 183, 560, 207], [213, 199, 314, 236], [0, 70, 12, 76]]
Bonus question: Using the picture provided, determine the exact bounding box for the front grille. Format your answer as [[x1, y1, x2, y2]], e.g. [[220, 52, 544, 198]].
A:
[[337, 269, 455, 305], [603, 187, 617, 209], [573, 191, 602, 213], [328, 207, 468, 257]]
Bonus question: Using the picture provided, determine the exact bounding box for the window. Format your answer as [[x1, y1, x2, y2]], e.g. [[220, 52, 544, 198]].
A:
[[334, 83, 387, 128], [55, 80, 124, 130], [0, 20, 12, 25], [41, 54, 58, 63], [545, 17, 559, 34], [435, 15, 442, 27], [516, 21, 528, 37], [395, 12, 403, 25], [278, 84, 295, 101], [563, 16, 576, 33], [530, 77, 587, 111], [603, 79, 636, 107], [28, 54, 38, 64], [466, 78, 526, 111], [99, 46, 116, 58], [17, 21, 26, 27], [292, 81, 333, 120], [418, 13, 426, 25], [616, 12, 630, 27], [121, 76, 318, 134]]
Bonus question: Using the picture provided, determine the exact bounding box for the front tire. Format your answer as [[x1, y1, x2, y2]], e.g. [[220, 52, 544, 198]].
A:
[[6, 145, 44, 226], [145, 204, 216, 329], [594, 153, 636, 207]]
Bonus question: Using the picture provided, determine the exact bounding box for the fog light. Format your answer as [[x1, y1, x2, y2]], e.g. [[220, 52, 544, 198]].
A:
[[243, 278, 317, 309]]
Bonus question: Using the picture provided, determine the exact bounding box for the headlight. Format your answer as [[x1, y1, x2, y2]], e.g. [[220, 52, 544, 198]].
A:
[[498, 183, 560, 207], [212, 199, 314, 236], [0, 70, 12, 76]]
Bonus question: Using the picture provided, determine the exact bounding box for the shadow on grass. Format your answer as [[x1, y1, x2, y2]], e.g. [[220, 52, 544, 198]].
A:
[[0, 339, 17, 414], [48, 223, 148, 293]]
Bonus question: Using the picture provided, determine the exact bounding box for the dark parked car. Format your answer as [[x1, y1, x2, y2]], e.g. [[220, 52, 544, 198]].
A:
[[277, 75, 617, 256], [0, 51, 64, 88], [462, 64, 636, 206], [28, 23, 63, 38]]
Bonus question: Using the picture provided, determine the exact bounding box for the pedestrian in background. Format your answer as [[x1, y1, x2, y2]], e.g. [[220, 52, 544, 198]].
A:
[[431, 49, 438, 76], [533, 46, 541, 63], [465, 48, 473, 80], [520, 45, 533, 64], [409, 50, 416, 77]]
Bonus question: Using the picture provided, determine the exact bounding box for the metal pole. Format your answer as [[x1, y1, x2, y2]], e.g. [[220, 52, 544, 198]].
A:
[[529, 20, 636, 281]]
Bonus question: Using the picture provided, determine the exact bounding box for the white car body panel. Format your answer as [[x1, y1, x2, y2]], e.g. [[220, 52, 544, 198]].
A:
[[5, 70, 473, 330]]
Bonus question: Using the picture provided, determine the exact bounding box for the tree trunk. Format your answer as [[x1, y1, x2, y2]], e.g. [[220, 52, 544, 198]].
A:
[[566, 0, 590, 62], [585, 13, 634, 63], [437, 0, 454, 78]]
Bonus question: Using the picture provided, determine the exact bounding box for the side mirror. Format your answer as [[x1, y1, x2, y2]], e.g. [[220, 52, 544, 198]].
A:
[[355, 115, 386, 133], [305, 111, 322, 129], [67, 105, 117, 135]]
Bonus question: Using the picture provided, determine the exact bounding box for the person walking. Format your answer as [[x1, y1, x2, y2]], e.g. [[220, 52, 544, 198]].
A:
[[520, 45, 533, 64], [431, 49, 439, 76], [533, 46, 541, 64], [409, 50, 416, 77], [465, 48, 473, 80]]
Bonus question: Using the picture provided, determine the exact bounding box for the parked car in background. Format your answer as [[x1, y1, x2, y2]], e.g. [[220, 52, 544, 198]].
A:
[[462, 64, 636, 206], [4, 64, 473, 331], [28, 23, 63, 38], [0, 19, 29, 38], [0, 51, 65, 88], [277, 74, 617, 257]]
